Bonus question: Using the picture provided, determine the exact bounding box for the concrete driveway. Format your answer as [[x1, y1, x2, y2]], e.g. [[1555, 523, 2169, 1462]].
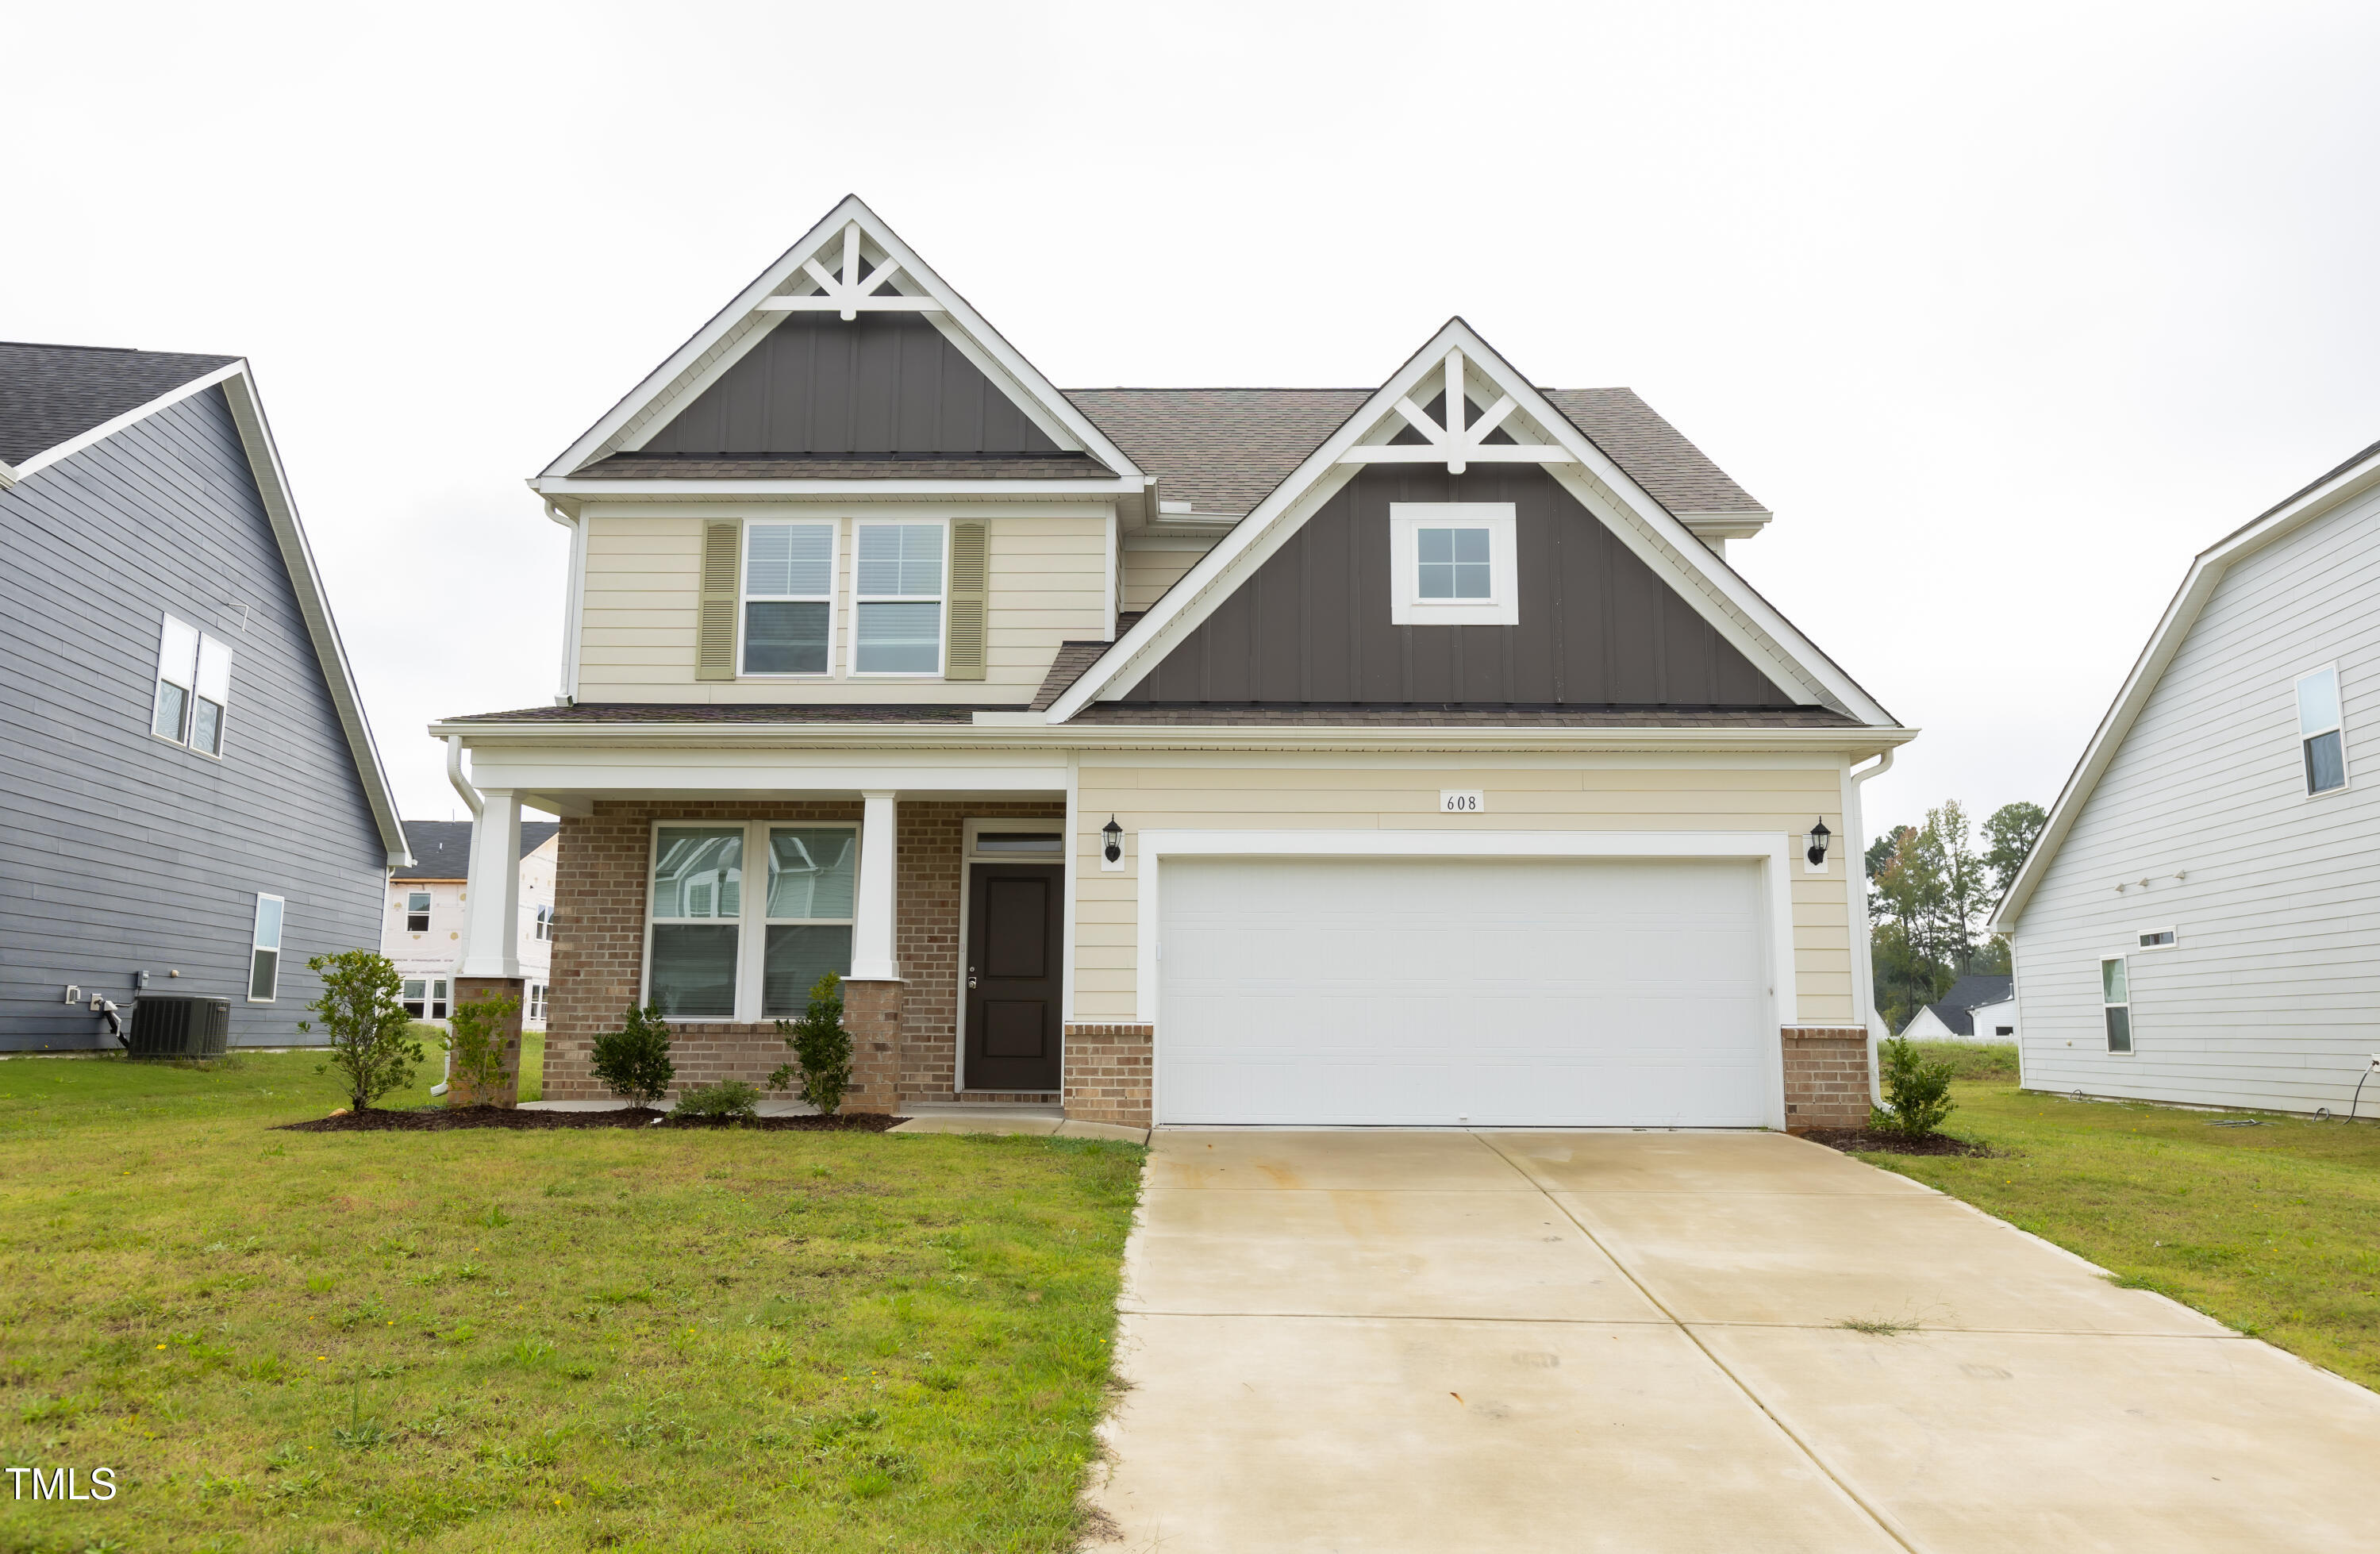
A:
[[1084, 1129, 2380, 1552]]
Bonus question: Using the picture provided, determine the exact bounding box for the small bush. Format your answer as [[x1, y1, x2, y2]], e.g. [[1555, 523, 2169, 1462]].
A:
[[768, 974, 852, 1116], [1872, 1036, 1958, 1138], [443, 990, 519, 1100], [299, 950, 423, 1113], [590, 1003, 675, 1109], [675, 1080, 762, 1121]]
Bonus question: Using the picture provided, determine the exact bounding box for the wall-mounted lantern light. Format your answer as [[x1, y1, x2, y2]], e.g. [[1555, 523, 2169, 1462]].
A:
[[1805, 819, 1832, 868], [1102, 816, 1123, 864]]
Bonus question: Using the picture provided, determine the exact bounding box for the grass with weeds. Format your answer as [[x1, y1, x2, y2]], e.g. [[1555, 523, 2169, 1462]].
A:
[[1850, 1080, 2380, 1387], [1898, 1039, 2020, 1082], [0, 1052, 1141, 1551]]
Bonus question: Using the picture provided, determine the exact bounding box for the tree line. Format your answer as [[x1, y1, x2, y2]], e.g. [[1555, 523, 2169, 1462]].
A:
[[1865, 799, 2046, 1033]]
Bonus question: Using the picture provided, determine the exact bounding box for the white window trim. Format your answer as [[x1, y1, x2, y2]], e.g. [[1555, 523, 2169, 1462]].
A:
[[405, 890, 432, 934], [2295, 662, 2349, 799], [848, 517, 951, 677], [956, 817, 1067, 1094], [1388, 503, 1518, 627], [248, 893, 285, 1004], [736, 519, 840, 679], [152, 614, 233, 760], [2134, 926, 2179, 951], [2100, 953, 2132, 1054], [641, 818, 863, 1024]]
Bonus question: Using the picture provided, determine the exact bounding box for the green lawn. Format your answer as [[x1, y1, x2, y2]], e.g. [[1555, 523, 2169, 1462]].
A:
[[0, 1052, 1142, 1552], [1855, 1059, 2380, 1391]]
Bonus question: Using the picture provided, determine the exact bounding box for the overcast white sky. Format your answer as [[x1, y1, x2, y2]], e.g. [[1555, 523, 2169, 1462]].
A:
[[10, 1, 2378, 840]]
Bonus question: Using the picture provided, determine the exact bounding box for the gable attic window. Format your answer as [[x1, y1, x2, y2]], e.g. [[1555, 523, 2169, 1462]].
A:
[[153, 615, 233, 756], [854, 522, 945, 673], [2297, 665, 2347, 795], [743, 522, 834, 675], [1388, 504, 1518, 626]]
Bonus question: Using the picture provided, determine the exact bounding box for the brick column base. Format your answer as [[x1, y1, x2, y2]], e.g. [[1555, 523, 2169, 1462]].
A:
[[841, 980, 905, 1115], [449, 977, 525, 1109], [1064, 1024, 1153, 1127], [1782, 1027, 1871, 1133]]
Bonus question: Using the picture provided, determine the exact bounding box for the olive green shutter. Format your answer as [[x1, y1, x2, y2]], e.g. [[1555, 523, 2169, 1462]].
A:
[[695, 519, 742, 681], [945, 520, 987, 680]]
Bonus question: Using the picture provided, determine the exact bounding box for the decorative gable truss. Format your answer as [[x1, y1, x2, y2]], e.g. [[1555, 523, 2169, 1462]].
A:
[[1043, 317, 1898, 727], [536, 195, 1144, 491]]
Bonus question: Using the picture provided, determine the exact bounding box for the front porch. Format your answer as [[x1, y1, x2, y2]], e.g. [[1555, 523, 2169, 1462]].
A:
[[479, 791, 1148, 1124]]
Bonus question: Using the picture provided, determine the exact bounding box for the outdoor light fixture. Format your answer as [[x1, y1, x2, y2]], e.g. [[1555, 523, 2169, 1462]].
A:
[[1102, 816, 1123, 864], [1805, 819, 1832, 867]]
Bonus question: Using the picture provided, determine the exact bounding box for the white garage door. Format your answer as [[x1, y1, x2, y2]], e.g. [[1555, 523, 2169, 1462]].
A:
[[1157, 856, 1771, 1127]]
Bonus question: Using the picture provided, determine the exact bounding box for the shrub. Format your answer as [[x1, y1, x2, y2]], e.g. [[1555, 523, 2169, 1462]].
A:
[[1871, 1036, 1958, 1137], [591, 1003, 675, 1109], [443, 990, 519, 1101], [675, 1080, 761, 1121], [768, 974, 851, 1116], [299, 951, 424, 1113]]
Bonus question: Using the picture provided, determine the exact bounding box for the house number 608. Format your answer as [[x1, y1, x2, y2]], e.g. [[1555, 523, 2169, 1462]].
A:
[[1440, 790, 1484, 813]]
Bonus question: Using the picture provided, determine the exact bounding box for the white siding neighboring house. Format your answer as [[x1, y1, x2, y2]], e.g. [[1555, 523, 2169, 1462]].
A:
[[1997, 437, 2380, 1114], [383, 821, 559, 1029], [1901, 974, 2017, 1044]]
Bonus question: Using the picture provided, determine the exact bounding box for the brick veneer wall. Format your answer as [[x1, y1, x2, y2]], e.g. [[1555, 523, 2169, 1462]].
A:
[[1064, 1024, 1152, 1127], [1781, 1027, 1871, 1133], [543, 798, 1062, 1106]]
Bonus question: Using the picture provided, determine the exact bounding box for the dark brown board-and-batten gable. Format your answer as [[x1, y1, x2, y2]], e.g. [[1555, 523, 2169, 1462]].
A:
[[636, 312, 1063, 457], [1116, 464, 1797, 708]]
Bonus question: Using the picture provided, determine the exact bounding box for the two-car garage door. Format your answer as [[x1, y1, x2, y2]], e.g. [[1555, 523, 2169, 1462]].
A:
[[1156, 856, 1771, 1127]]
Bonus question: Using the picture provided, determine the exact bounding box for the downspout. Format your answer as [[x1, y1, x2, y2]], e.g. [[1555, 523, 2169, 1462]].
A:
[[546, 500, 584, 706], [1848, 748, 1894, 1110], [432, 736, 486, 1097]]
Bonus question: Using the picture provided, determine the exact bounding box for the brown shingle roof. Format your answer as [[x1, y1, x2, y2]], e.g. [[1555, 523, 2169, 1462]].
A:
[[1029, 613, 1145, 710], [1062, 386, 1765, 518], [1063, 704, 1857, 727], [443, 703, 1014, 725], [568, 453, 1114, 480]]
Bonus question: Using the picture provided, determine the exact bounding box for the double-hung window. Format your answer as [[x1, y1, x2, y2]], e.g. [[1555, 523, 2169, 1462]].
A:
[[400, 978, 450, 1020], [2100, 956, 2132, 1053], [853, 523, 945, 673], [1388, 504, 1518, 626], [2297, 665, 2347, 795], [405, 891, 432, 933], [526, 983, 548, 1023], [153, 615, 233, 755], [743, 521, 835, 675], [249, 894, 284, 1002], [534, 904, 553, 941], [644, 821, 858, 1021]]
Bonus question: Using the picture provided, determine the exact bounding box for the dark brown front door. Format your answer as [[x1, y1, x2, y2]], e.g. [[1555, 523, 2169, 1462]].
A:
[[963, 862, 1063, 1092]]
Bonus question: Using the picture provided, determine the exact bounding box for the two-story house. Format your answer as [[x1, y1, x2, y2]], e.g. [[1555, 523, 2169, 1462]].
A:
[[434, 197, 1914, 1130], [383, 820, 559, 1026], [0, 343, 409, 1049], [1995, 436, 2380, 1114]]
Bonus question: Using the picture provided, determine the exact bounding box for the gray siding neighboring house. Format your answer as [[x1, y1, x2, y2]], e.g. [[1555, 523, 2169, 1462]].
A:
[[1997, 437, 2380, 1114], [0, 344, 409, 1050]]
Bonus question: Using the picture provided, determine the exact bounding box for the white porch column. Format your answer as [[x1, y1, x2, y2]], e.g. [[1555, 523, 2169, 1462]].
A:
[[457, 788, 524, 979], [851, 790, 900, 981]]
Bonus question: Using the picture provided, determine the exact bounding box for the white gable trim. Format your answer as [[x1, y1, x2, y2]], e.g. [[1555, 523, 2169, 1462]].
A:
[[1994, 439, 2380, 931], [1043, 318, 1895, 726], [0, 360, 244, 489], [540, 195, 1142, 482]]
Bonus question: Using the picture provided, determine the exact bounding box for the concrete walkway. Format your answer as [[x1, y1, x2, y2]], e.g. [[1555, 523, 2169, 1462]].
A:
[[1085, 1129, 2380, 1552]]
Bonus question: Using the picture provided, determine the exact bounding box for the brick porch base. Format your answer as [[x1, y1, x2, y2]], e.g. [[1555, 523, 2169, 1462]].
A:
[[1063, 1024, 1153, 1127]]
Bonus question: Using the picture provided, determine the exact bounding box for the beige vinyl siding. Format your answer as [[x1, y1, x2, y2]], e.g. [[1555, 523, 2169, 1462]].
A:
[[1069, 757, 1852, 1025], [1121, 537, 1214, 611], [2011, 486, 2380, 1114], [575, 511, 1111, 703]]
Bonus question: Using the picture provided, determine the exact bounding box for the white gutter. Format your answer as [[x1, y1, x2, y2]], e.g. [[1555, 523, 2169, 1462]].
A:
[[1848, 748, 1894, 1110], [446, 734, 485, 818]]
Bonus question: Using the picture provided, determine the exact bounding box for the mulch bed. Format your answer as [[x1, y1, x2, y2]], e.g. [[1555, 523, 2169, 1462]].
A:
[[1801, 1127, 2001, 1158], [279, 1106, 904, 1134]]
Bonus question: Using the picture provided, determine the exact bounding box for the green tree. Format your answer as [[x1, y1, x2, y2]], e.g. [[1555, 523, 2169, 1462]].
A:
[[299, 950, 424, 1112], [769, 974, 852, 1117], [591, 1003, 675, 1109], [1982, 800, 2049, 901]]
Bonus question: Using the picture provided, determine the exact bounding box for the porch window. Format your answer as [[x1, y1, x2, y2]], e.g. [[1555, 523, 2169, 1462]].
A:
[[743, 522, 835, 675], [648, 826, 743, 1018], [762, 826, 857, 1017], [853, 523, 944, 674]]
